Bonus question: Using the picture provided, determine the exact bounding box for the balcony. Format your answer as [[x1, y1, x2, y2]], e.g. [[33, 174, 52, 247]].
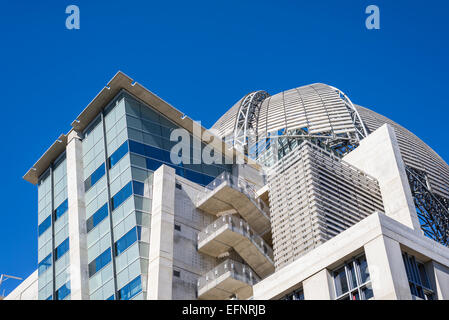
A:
[[197, 215, 275, 278], [197, 259, 259, 300], [195, 172, 271, 236]]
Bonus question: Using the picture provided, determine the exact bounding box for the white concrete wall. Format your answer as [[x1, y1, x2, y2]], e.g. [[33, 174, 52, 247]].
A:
[[4, 270, 38, 300], [66, 130, 90, 300], [428, 261, 449, 299], [364, 235, 411, 299], [147, 165, 176, 299], [343, 124, 421, 231], [303, 269, 334, 300], [253, 212, 449, 300]]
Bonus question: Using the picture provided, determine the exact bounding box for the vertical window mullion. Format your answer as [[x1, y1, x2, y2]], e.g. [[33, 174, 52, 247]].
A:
[[101, 110, 119, 300]]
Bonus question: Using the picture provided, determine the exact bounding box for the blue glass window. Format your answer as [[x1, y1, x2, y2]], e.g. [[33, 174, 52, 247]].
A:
[[129, 140, 171, 163], [38, 216, 51, 236], [145, 158, 163, 171], [106, 295, 115, 300], [38, 254, 52, 275], [111, 181, 133, 211], [129, 140, 145, 155], [115, 227, 140, 256], [55, 238, 69, 260], [56, 282, 71, 300], [132, 181, 145, 196], [203, 174, 215, 185], [45, 295, 53, 300], [88, 248, 112, 277], [54, 199, 68, 220], [128, 139, 225, 186], [84, 164, 105, 192], [108, 141, 129, 168], [86, 203, 108, 233], [118, 276, 142, 300], [184, 169, 206, 185]]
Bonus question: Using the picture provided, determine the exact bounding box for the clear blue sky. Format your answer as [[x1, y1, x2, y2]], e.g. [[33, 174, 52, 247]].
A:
[[0, 0, 448, 295]]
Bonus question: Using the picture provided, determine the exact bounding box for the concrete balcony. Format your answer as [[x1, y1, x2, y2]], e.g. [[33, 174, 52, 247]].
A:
[[195, 172, 271, 236], [197, 259, 260, 300], [197, 215, 275, 278]]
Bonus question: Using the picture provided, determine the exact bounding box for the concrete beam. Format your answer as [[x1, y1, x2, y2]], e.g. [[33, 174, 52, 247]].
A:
[[66, 130, 90, 300], [147, 165, 175, 300], [364, 235, 411, 300], [303, 269, 334, 300]]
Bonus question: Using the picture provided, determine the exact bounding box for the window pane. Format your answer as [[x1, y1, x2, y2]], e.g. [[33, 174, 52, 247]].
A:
[[85, 164, 105, 192], [362, 286, 374, 300], [358, 256, 370, 283], [417, 263, 430, 289], [334, 267, 349, 296], [56, 282, 71, 300], [38, 216, 51, 236], [347, 262, 358, 289], [111, 182, 133, 211], [38, 253, 52, 275], [55, 238, 70, 260], [109, 141, 129, 168], [118, 276, 142, 300], [86, 203, 108, 233], [351, 290, 360, 300], [89, 248, 112, 277], [54, 199, 68, 220], [115, 228, 138, 256]]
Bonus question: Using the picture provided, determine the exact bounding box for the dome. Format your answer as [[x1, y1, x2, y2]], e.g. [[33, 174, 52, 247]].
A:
[[212, 83, 449, 199]]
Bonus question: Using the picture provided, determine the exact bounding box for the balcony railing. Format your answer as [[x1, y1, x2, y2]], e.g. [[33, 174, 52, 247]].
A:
[[196, 171, 270, 216], [197, 259, 260, 293], [197, 215, 274, 263]]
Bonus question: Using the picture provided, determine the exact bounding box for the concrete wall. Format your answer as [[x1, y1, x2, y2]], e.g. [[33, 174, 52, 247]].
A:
[[343, 124, 421, 231], [147, 165, 175, 299], [253, 212, 449, 300], [303, 269, 334, 300], [66, 130, 90, 300], [4, 271, 38, 300], [172, 176, 216, 300], [364, 235, 411, 299]]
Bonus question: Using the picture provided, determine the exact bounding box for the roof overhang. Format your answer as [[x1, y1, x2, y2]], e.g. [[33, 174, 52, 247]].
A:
[[24, 71, 258, 185]]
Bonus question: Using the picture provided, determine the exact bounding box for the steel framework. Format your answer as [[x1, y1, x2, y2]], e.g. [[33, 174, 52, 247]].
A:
[[330, 86, 369, 140], [233, 91, 270, 155], [406, 166, 449, 246], [232, 86, 370, 166]]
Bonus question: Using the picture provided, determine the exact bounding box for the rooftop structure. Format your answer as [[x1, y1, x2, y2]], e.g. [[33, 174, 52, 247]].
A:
[[6, 73, 449, 300]]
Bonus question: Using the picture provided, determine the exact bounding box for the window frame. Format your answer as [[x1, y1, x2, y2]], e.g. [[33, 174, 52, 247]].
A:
[[402, 252, 434, 300], [333, 254, 373, 300]]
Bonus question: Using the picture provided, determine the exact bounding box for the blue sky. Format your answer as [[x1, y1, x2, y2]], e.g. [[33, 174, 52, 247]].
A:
[[0, 0, 448, 295]]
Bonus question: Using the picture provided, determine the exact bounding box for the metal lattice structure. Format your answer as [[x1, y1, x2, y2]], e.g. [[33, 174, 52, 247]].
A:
[[406, 166, 449, 246], [232, 91, 270, 155], [213, 84, 369, 167]]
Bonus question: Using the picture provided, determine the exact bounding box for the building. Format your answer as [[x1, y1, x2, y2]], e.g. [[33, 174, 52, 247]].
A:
[[6, 72, 449, 300]]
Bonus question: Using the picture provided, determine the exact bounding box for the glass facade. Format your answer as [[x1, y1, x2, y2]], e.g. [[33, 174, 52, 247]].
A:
[[35, 90, 231, 300], [37, 154, 70, 300]]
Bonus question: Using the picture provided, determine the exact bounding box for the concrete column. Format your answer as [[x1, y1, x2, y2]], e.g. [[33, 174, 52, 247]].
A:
[[343, 124, 421, 231], [303, 269, 334, 300], [364, 235, 411, 300], [66, 130, 89, 300], [147, 165, 175, 300], [427, 261, 449, 299]]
